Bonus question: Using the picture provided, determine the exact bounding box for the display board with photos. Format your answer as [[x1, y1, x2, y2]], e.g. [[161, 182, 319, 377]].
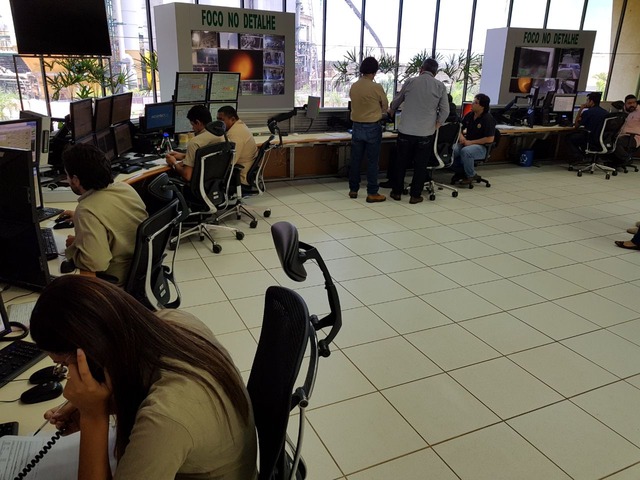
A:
[[191, 30, 285, 96]]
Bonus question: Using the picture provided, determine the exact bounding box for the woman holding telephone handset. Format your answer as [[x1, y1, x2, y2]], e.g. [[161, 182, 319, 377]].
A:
[[30, 275, 257, 480]]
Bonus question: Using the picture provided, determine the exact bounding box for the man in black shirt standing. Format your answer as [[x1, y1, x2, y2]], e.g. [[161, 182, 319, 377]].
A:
[[452, 93, 496, 185]]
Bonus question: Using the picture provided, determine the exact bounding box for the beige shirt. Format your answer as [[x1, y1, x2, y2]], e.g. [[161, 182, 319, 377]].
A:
[[226, 120, 258, 185], [114, 309, 258, 480], [349, 76, 388, 123], [183, 130, 220, 168], [65, 182, 147, 285], [620, 109, 640, 144]]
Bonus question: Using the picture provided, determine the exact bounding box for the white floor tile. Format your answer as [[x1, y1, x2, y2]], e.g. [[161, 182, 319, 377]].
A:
[[347, 449, 457, 480], [183, 300, 246, 335], [203, 251, 266, 277], [549, 263, 622, 290], [511, 247, 576, 269], [369, 296, 453, 334], [378, 230, 434, 249], [338, 236, 396, 255], [473, 253, 541, 277], [340, 275, 413, 305], [510, 271, 586, 300], [562, 330, 640, 378], [420, 287, 502, 322], [177, 277, 227, 307], [444, 238, 503, 259], [388, 267, 460, 295], [216, 270, 278, 300], [510, 302, 600, 340], [333, 306, 398, 348], [554, 292, 639, 327], [433, 260, 502, 286], [468, 279, 546, 310], [323, 256, 382, 281], [414, 225, 470, 243], [361, 250, 425, 274]]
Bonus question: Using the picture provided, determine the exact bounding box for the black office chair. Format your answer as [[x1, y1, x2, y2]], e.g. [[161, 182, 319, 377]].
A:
[[170, 123, 244, 254], [247, 221, 342, 480], [124, 173, 189, 310], [216, 134, 277, 228], [425, 122, 460, 200], [572, 113, 625, 179], [608, 132, 640, 174], [451, 129, 499, 189]]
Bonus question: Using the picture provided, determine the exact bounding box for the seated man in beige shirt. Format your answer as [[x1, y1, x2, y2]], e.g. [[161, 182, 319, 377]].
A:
[[216, 105, 258, 185]]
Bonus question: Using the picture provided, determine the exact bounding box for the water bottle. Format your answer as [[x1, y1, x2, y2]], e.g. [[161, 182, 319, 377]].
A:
[[162, 133, 174, 154]]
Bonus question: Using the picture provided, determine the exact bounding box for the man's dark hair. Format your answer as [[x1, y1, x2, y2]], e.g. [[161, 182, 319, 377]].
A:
[[217, 105, 239, 120], [186, 105, 212, 124], [475, 93, 491, 113], [587, 92, 602, 105], [421, 58, 439, 75], [63, 143, 113, 190], [360, 57, 379, 75], [625, 94, 637, 102]]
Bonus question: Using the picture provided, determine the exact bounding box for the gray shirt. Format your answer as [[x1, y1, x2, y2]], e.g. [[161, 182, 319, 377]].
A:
[[390, 71, 449, 137]]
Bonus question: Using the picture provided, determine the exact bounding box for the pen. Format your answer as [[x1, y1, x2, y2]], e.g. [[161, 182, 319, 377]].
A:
[[33, 400, 69, 436]]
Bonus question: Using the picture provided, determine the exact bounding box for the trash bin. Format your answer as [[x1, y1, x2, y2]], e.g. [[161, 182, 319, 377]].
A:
[[519, 149, 534, 167]]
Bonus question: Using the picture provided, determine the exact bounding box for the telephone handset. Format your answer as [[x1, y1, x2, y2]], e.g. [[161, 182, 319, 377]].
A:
[[13, 430, 63, 480], [86, 356, 106, 383]]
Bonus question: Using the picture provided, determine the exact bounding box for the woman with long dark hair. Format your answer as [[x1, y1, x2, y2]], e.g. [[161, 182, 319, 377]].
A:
[[31, 275, 257, 480]]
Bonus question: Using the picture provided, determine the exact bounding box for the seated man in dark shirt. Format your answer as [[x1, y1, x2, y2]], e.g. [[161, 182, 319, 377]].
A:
[[567, 92, 608, 162], [451, 93, 496, 185]]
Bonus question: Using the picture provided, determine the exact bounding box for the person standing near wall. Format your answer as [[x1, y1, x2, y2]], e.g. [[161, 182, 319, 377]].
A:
[[348, 56, 388, 203]]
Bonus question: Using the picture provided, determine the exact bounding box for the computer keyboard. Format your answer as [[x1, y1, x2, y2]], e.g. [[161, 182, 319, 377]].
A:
[[36, 206, 64, 222], [0, 340, 46, 389], [120, 164, 143, 174], [40, 227, 59, 260], [8, 301, 36, 327]]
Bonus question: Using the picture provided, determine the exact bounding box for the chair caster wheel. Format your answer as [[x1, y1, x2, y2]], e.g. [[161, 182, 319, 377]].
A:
[[429, 194, 436, 201], [568, 166, 574, 171], [589, 170, 594, 174], [485, 182, 491, 187], [168, 241, 177, 251], [212, 244, 222, 253], [236, 215, 241, 220], [612, 171, 618, 176], [468, 183, 474, 189], [264, 210, 271, 218], [605, 174, 611, 180], [452, 191, 458, 197], [211, 219, 219, 225], [199, 233, 205, 241], [577, 171, 582, 177], [236, 231, 245, 240], [250, 220, 258, 228]]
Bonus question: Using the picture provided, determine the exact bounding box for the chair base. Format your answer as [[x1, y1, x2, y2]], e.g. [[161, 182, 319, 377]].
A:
[[170, 221, 244, 254], [575, 162, 617, 179], [450, 172, 491, 189], [425, 180, 458, 200], [216, 201, 261, 229]]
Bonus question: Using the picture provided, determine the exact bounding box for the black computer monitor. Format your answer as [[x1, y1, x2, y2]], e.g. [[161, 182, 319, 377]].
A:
[[174, 72, 209, 103], [94, 96, 113, 132], [143, 102, 175, 133], [112, 123, 133, 157], [208, 72, 240, 102], [174, 103, 201, 134], [0, 147, 51, 290], [552, 94, 577, 113], [70, 99, 93, 141], [20, 111, 51, 168], [0, 118, 40, 164], [0, 294, 10, 338], [95, 129, 116, 162], [111, 92, 133, 125]]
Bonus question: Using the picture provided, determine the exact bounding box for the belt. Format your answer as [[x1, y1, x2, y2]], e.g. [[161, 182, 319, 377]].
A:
[[353, 121, 381, 125]]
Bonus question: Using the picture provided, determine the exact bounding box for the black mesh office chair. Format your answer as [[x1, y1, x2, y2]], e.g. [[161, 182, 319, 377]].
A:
[[170, 124, 244, 254], [247, 221, 342, 480], [451, 129, 499, 189], [124, 173, 189, 310], [425, 122, 460, 200], [216, 134, 276, 228], [571, 113, 625, 179]]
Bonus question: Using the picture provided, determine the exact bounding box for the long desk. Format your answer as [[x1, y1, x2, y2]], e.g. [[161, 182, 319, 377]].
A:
[[496, 124, 575, 163]]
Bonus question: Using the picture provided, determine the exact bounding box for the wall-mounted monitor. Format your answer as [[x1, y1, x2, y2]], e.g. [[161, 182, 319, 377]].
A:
[[94, 96, 113, 132], [143, 102, 175, 133], [174, 103, 202, 134], [174, 72, 209, 103], [111, 92, 133, 125], [552, 94, 577, 113], [69, 99, 94, 142], [9, 0, 111, 56], [112, 123, 133, 157], [209, 72, 241, 102]]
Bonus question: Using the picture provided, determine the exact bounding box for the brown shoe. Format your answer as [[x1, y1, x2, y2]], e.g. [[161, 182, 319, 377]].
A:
[[459, 177, 474, 185], [366, 193, 386, 203], [349, 191, 358, 199], [409, 196, 424, 204], [628, 227, 639, 235], [390, 192, 402, 201]]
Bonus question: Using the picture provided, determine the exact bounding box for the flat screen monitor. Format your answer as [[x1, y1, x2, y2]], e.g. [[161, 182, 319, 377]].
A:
[[175, 72, 209, 103], [76, 134, 96, 147], [144, 102, 175, 132], [174, 103, 201, 134], [209, 103, 237, 119], [111, 92, 133, 125], [70, 99, 94, 141], [112, 123, 133, 157], [95, 130, 116, 162], [552, 94, 577, 113], [20, 111, 50, 167], [208, 72, 240, 102], [0, 118, 39, 164], [94, 96, 113, 132], [575, 91, 590, 108], [306, 95, 320, 120], [9, 0, 111, 56]]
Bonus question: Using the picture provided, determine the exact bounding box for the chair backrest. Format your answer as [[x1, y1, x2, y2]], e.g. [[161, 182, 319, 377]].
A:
[[125, 173, 185, 310], [245, 134, 275, 194], [593, 113, 627, 153], [247, 285, 311, 480], [431, 122, 461, 168], [483, 128, 501, 162], [189, 141, 236, 211]]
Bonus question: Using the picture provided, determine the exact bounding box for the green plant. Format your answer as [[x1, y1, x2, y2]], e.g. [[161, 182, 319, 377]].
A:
[[593, 72, 607, 92], [332, 48, 398, 88]]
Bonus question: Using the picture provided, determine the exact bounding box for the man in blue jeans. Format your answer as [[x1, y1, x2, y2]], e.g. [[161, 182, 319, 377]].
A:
[[452, 93, 496, 185], [348, 57, 388, 203]]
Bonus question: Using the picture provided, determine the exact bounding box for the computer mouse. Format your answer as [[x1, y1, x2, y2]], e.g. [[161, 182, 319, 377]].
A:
[[20, 381, 63, 404], [55, 213, 71, 223], [29, 366, 67, 385], [60, 260, 76, 274], [53, 220, 74, 230]]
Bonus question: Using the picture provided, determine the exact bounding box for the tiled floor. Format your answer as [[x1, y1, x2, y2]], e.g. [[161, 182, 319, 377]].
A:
[[174, 163, 640, 479]]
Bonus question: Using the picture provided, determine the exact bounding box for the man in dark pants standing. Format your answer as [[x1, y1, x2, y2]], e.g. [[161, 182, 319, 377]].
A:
[[348, 56, 388, 203], [388, 58, 449, 204]]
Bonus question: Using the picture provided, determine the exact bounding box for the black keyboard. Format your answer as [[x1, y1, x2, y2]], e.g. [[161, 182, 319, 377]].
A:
[[0, 421, 19, 437], [0, 340, 46, 388], [36, 206, 64, 222], [40, 227, 59, 260]]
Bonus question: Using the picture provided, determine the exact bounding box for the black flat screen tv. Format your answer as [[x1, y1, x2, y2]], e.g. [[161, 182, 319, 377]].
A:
[[9, 0, 112, 56]]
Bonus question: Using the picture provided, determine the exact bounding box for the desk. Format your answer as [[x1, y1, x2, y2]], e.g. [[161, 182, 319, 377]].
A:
[[496, 124, 575, 163]]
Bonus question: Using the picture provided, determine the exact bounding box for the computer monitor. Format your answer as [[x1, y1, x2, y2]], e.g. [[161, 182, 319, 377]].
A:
[[208, 72, 240, 102], [69, 99, 93, 141], [111, 92, 133, 125], [94, 96, 113, 132], [20, 110, 51, 168], [306, 95, 320, 120], [575, 91, 590, 108], [0, 118, 39, 164], [174, 72, 209, 103], [113, 123, 133, 157], [95, 129, 116, 162], [143, 102, 175, 133], [209, 103, 237, 119], [552, 94, 577, 113], [174, 103, 201, 134]]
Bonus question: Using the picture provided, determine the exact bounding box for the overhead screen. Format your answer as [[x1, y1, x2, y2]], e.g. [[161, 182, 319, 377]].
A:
[[9, 0, 111, 56]]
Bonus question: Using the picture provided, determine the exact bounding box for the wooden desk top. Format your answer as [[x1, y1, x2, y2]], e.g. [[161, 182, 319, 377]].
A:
[[497, 124, 575, 135]]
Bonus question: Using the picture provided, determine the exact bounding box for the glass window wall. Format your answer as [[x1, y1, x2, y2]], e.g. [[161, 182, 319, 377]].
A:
[[546, 0, 585, 30], [509, 0, 545, 28]]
